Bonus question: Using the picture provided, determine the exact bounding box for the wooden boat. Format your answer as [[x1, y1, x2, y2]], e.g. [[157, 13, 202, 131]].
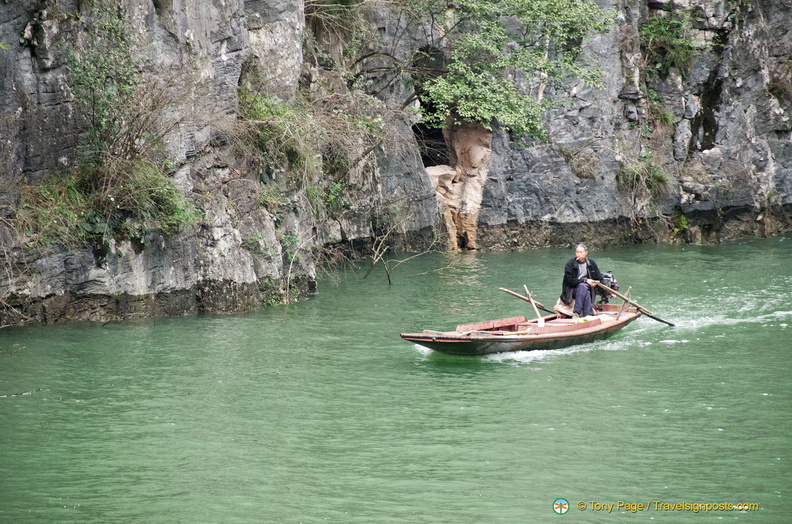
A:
[[400, 304, 641, 356]]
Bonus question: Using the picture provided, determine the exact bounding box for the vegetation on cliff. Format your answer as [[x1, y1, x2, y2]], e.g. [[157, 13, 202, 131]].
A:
[[13, 6, 197, 248], [410, 0, 613, 138], [308, 0, 614, 140], [3, 0, 789, 326], [10, 0, 615, 250]]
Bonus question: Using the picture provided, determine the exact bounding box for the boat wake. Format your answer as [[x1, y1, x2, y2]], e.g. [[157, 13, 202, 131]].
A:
[[485, 346, 595, 366], [653, 308, 792, 332], [485, 330, 657, 365]]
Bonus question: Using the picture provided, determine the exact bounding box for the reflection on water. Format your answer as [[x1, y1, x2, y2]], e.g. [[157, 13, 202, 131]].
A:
[[1, 235, 791, 522]]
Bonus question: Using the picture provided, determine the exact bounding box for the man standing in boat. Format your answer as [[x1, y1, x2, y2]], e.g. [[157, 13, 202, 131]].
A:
[[560, 243, 602, 319]]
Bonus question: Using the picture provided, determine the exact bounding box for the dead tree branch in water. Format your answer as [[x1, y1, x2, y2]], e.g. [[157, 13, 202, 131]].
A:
[[364, 213, 441, 284]]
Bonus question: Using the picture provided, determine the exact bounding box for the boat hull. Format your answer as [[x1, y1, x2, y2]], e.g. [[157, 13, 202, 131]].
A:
[[400, 307, 641, 356]]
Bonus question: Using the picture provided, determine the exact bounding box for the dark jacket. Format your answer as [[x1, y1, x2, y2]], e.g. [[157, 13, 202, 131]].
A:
[[560, 257, 602, 305]]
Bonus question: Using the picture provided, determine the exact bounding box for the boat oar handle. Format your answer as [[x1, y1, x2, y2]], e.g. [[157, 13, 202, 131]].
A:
[[593, 282, 675, 327], [499, 288, 554, 314]]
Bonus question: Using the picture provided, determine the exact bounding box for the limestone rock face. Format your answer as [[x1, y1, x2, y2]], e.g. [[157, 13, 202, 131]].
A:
[[0, 0, 436, 325], [476, 0, 792, 248], [1, 0, 791, 325], [428, 122, 493, 251], [1, 150, 299, 324], [243, 0, 304, 101]]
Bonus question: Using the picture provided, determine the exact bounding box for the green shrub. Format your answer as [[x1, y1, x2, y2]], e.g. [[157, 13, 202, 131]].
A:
[[672, 208, 689, 233], [640, 13, 696, 79], [16, 175, 89, 246], [16, 161, 199, 247], [17, 4, 201, 246], [559, 147, 598, 179], [259, 186, 290, 213], [65, 5, 141, 164], [238, 90, 323, 184], [324, 181, 352, 215], [236, 88, 376, 218], [617, 153, 669, 196]]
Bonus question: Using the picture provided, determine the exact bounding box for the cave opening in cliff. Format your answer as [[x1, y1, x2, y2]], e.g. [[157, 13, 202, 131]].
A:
[[412, 122, 450, 167], [411, 46, 451, 167]]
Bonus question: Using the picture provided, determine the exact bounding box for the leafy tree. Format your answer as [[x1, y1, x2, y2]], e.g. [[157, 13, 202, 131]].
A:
[[345, 0, 614, 139]]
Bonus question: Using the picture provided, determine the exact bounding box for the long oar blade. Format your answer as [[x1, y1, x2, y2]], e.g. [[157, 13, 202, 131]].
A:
[[595, 282, 675, 327]]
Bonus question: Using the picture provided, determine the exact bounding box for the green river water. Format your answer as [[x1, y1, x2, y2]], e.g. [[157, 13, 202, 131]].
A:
[[1, 236, 791, 523]]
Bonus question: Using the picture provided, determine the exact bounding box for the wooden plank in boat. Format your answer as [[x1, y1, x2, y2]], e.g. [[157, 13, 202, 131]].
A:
[[529, 317, 602, 334], [456, 316, 527, 332]]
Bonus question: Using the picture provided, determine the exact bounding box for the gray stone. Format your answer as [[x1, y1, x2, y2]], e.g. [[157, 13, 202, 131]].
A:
[[1, 0, 791, 325]]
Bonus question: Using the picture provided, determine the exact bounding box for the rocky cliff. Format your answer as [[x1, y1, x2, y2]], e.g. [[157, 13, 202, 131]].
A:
[[477, 0, 792, 249], [1, 0, 790, 325]]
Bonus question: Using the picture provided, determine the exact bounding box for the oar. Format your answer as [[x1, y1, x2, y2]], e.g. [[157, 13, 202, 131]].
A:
[[594, 282, 675, 327], [523, 285, 545, 327], [499, 288, 554, 314], [616, 286, 631, 321]]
